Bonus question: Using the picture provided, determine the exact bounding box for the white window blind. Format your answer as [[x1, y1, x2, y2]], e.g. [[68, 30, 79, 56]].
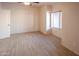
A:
[[51, 11, 62, 29]]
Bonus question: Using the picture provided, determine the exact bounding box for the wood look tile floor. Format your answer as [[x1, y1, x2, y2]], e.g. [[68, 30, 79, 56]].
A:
[[0, 32, 77, 56]]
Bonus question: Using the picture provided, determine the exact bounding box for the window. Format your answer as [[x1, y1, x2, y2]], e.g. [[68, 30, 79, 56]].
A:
[[45, 11, 62, 32], [51, 11, 62, 29]]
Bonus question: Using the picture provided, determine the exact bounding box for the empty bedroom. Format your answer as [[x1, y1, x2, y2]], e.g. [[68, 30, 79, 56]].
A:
[[0, 2, 79, 56]]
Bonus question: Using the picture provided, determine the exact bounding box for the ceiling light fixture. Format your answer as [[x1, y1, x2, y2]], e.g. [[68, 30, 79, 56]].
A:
[[24, 2, 30, 5]]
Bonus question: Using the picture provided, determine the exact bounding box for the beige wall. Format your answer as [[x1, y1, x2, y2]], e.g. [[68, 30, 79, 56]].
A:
[[10, 7, 40, 34], [39, 6, 47, 34], [1, 3, 40, 34], [52, 3, 79, 55]]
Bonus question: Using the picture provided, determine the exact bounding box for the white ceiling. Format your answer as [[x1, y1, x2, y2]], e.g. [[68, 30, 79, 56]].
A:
[[0, 2, 79, 8], [0, 2, 59, 7]]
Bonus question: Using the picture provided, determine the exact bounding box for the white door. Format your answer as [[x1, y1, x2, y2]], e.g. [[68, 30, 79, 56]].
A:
[[0, 10, 10, 39]]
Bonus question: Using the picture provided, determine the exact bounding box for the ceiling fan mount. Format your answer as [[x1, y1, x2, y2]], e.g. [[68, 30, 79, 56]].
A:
[[33, 2, 39, 4]]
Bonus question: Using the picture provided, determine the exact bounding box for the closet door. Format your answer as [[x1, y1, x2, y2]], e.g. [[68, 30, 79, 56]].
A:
[[0, 10, 10, 39]]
